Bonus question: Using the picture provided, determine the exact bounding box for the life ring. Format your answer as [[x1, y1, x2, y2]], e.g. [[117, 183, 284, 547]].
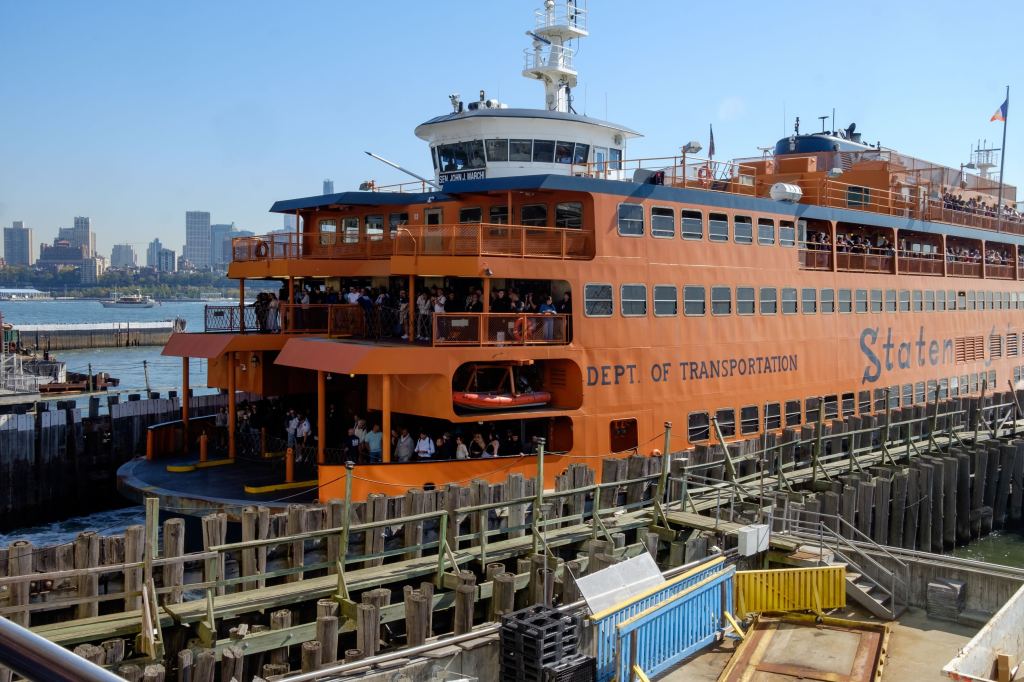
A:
[[512, 317, 531, 341], [254, 240, 269, 258], [697, 165, 712, 186]]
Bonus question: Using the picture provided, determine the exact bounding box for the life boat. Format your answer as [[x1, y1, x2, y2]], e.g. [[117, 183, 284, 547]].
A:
[[453, 390, 552, 411]]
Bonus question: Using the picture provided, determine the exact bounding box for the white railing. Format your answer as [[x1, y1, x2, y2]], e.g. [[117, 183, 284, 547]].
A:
[[523, 43, 576, 73], [534, 0, 588, 33]]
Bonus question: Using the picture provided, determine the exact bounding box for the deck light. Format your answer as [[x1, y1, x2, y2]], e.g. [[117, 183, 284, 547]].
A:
[[682, 141, 702, 154]]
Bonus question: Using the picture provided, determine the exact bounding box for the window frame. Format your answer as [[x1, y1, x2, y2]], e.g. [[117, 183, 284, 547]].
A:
[[583, 283, 613, 318], [734, 215, 753, 244], [683, 285, 707, 317], [688, 412, 710, 442], [757, 218, 775, 245], [737, 286, 755, 316], [650, 206, 676, 239], [708, 212, 729, 242], [653, 284, 678, 317], [619, 283, 648, 317], [617, 202, 645, 237], [711, 286, 732, 316], [681, 210, 703, 240]]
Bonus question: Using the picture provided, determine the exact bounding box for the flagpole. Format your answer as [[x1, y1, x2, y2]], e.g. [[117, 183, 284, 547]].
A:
[[996, 85, 1009, 232]]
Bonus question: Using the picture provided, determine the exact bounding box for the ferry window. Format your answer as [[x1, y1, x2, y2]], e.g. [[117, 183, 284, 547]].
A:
[[366, 214, 385, 241], [610, 148, 623, 170], [709, 213, 729, 242], [758, 218, 775, 245], [459, 207, 482, 224], [734, 216, 753, 244], [521, 204, 548, 227], [764, 403, 781, 430], [844, 392, 857, 417], [533, 139, 555, 163], [956, 290, 966, 311], [1012, 292, 1019, 309], [555, 202, 583, 229], [858, 391, 871, 414], [781, 288, 798, 314], [847, 186, 870, 207], [342, 216, 359, 244], [716, 408, 735, 438], [936, 290, 946, 311], [688, 412, 709, 442], [989, 369, 996, 388], [653, 285, 677, 316], [711, 287, 732, 315], [573, 143, 590, 164], [888, 386, 899, 409], [873, 388, 886, 412], [913, 290, 923, 312], [436, 141, 485, 171], [966, 291, 975, 310], [554, 141, 574, 164], [737, 287, 755, 315], [779, 220, 796, 247], [802, 288, 817, 314], [823, 395, 838, 420], [388, 212, 408, 238], [925, 290, 935, 311], [759, 287, 777, 315], [594, 147, 608, 170], [805, 398, 820, 423], [915, 382, 925, 403], [485, 139, 509, 162], [885, 289, 897, 313], [960, 375, 970, 395], [897, 288, 913, 311], [902, 384, 913, 406], [741, 406, 759, 435], [509, 139, 532, 162], [854, 289, 867, 313], [821, 289, 835, 313], [318, 219, 337, 246], [430, 146, 438, 170], [583, 283, 613, 317], [489, 206, 509, 224], [610, 419, 638, 452], [939, 378, 949, 399], [870, 289, 883, 313], [617, 203, 644, 236], [986, 291, 994, 310], [927, 380, 937, 401], [970, 373, 979, 392], [684, 286, 706, 316], [620, 285, 647, 316], [681, 210, 703, 240], [785, 400, 801, 426], [839, 289, 853, 313], [651, 207, 675, 238]]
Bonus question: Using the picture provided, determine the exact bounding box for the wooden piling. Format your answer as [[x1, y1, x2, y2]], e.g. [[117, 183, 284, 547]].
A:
[[142, 664, 166, 681], [241, 506, 270, 590], [901, 468, 919, 550], [300, 641, 321, 673], [317, 615, 339, 665], [176, 649, 193, 682], [915, 462, 933, 553], [364, 494, 387, 568], [506, 473, 527, 539], [941, 456, 958, 548], [855, 480, 874, 537], [9, 540, 32, 627], [404, 589, 430, 646], [403, 488, 425, 560], [561, 560, 582, 605], [994, 445, 1014, 528], [286, 504, 306, 583], [269, 609, 292, 666], [193, 649, 216, 682], [356, 603, 380, 656], [74, 531, 100, 619], [872, 476, 891, 546], [492, 572, 517, 619], [220, 645, 243, 682], [956, 452, 972, 543], [454, 583, 476, 635], [162, 518, 185, 604], [201, 513, 227, 596], [124, 524, 144, 611]]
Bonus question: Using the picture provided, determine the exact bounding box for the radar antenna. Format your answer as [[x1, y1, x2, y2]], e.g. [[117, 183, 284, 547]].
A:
[[522, 0, 588, 113]]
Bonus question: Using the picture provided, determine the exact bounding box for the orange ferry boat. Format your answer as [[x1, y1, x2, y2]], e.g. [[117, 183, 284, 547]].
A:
[[163, 1, 1023, 501]]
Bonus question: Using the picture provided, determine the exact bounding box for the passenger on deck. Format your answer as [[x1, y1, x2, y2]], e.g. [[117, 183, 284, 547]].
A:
[[363, 424, 383, 463], [437, 433, 457, 459], [343, 427, 362, 462], [469, 433, 486, 458], [484, 433, 500, 458], [395, 428, 414, 462], [455, 435, 469, 459], [286, 410, 298, 449], [415, 431, 435, 459]]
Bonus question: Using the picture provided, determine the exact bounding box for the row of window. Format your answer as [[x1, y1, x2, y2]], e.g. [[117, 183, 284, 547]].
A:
[[432, 138, 622, 172], [616, 203, 801, 245], [583, 283, 1024, 318], [686, 370, 1001, 442]]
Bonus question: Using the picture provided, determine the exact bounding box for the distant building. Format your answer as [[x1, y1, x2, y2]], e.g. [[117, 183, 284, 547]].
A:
[[177, 254, 195, 272], [323, 179, 334, 195], [283, 213, 296, 230], [79, 256, 106, 284], [210, 222, 235, 270], [184, 211, 211, 268], [38, 239, 87, 270], [146, 238, 163, 268], [3, 221, 34, 267], [110, 243, 137, 268], [157, 248, 176, 273], [72, 216, 95, 258], [57, 227, 75, 242]]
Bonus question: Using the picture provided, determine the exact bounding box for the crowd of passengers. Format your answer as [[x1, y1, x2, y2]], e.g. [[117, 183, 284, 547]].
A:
[[942, 192, 1024, 223], [944, 245, 1014, 264], [803, 229, 1018, 267]]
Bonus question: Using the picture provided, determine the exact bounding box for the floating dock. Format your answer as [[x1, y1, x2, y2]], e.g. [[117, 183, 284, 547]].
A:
[[13, 319, 187, 351]]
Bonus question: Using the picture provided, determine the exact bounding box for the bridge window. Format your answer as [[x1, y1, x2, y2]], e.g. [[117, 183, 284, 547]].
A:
[[885, 289, 897, 313], [785, 400, 802, 426], [573, 143, 590, 164], [899, 290, 911, 312], [839, 289, 852, 313], [740, 406, 759, 435], [436, 140, 486, 171], [489, 206, 509, 224], [610, 148, 623, 170], [688, 412, 709, 442], [847, 186, 871, 207], [871, 289, 883, 313], [760, 287, 777, 315], [521, 204, 548, 227], [782, 288, 798, 314], [737, 287, 755, 315], [318, 219, 337, 246], [366, 214, 385, 241], [709, 213, 729, 242], [459, 207, 482, 223], [343, 217, 359, 244], [681, 210, 703, 240], [779, 220, 796, 247], [388, 212, 408, 238], [554, 141, 574, 164], [764, 403, 781, 430], [821, 289, 835, 313], [620, 284, 647, 317], [555, 202, 583, 228], [716, 408, 736, 437], [584, 283, 613, 317], [653, 285, 677, 316], [533, 139, 555, 163], [651, 207, 675, 238], [684, 286, 706, 316], [485, 139, 508, 162], [711, 287, 732, 316], [758, 218, 775, 245], [802, 288, 817, 314], [734, 216, 753, 244], [509, 139, 532, 161], [617, 203, 644, 236], [855, 289, 868, 313]]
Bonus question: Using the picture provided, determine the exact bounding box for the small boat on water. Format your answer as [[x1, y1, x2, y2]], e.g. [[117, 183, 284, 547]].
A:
[[101, 292, 157, 309]]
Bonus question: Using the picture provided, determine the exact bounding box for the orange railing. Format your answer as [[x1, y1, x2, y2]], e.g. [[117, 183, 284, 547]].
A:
[[432, 313, 569, 346], [986, 263, 1016, 280], [946, 261, 983, 279], [897, 253, 944, 276], [231, 223, 593, 264], [797, 246, 832, 271], [835, 249, 896, 274]]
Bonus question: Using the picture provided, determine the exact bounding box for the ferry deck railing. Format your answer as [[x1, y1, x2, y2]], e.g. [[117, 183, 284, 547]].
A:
[[570, 155, 759, 193], [432, 312, 569, 346]]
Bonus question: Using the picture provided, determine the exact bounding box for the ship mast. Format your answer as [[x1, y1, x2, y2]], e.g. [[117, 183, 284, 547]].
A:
[[522, 0, 588, 113]]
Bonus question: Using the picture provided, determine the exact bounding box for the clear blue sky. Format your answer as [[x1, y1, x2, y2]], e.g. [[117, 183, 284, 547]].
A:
[[1, 0, 1020, 258]]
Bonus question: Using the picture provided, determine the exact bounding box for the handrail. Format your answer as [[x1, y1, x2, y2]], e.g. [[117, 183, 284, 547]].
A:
[[0, 615, 124, 682]]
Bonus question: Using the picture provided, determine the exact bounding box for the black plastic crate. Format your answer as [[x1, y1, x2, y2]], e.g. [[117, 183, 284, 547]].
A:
[[543, 655, 596, 682]]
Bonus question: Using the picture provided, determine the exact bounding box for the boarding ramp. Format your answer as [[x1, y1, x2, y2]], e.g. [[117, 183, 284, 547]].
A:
[[944, 583, 1024, 682]]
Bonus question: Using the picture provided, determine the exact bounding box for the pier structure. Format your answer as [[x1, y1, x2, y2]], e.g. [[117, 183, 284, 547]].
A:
[[14, 319, 187, 351]]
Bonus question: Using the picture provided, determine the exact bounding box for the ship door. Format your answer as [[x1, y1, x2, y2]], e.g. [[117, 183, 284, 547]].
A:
[[424, 208, 444, 253]]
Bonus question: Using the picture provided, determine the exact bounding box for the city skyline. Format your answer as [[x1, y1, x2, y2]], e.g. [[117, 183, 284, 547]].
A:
[[1, 1, 1020, 256]]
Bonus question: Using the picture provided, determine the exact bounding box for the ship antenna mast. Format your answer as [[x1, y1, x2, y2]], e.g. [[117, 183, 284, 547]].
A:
[[523, 0, 588, 113]]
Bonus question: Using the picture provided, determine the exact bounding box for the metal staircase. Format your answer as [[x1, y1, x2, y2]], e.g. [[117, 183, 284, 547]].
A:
[[777, 508, 910, 620]]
